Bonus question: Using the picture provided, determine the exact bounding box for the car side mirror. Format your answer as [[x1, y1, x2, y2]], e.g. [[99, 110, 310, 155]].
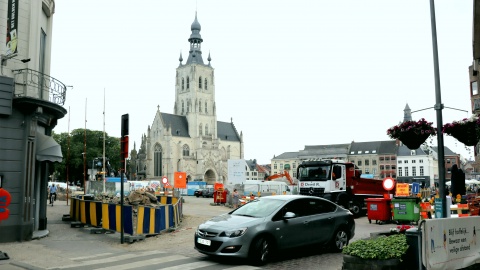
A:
[[283, 212, 296, 220]]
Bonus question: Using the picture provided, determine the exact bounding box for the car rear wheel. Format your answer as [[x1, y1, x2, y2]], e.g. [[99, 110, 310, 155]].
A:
[[330, 228, 349, 252], [249, 236, 274, 266]]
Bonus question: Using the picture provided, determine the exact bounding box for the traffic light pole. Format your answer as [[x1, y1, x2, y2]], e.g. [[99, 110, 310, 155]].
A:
[[120, 114, 129, 244]]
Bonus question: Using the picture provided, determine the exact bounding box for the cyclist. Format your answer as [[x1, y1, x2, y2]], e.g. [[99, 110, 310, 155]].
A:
[[49, 184, 57, 206]]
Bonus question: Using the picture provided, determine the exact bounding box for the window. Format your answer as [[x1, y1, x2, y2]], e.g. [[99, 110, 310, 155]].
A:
[[365, 151, 370, 154], [154, 144, 162, 177], [205, 78, 208, 90], [380, 165, 385, 170], [412, 160, 416, 164], [358, 151, 362, 154], [199, 124, 203, 136], [404, 160, 408, 164], [379, 157, 385, 161], [205, 124, 209, 135], [293, 163, 296, 169], [357, 160, 362, 166], [391, 156, 396, 161], [205, 101, 207, 113], [280, 164, 284, 170], [385, 165, 390, 170], [410, 150, 416, 156], [398, 167, 402, 177], [419, 159, 424, 163], [405, 167, 409, 176], [446, 159, 451, 164], [391, 165, 396, 170], [199, 76, 202, 88], [350, 151, 355, 154], [274, 164, 277, 170], [199, 100, 202, 113], [420, 166, 424, 176], [398, 160, 402, 164], [182, 78, 185, 90], [365, 168, 369, 174], [181, 100, 185, 114], [372, 160, 377, 165], [385, 157, 390, 161], [187, 77, 190, 89], [473, 81, 478, 95], [365, 159, 369, 166], [183, 144, 190, 157], [412, 167, 416, 176], [372, 150, 377, 153], [246, 172, 249, 176]]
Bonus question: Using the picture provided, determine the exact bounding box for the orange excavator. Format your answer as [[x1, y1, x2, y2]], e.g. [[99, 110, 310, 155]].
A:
[[266, 170, 295, 185]]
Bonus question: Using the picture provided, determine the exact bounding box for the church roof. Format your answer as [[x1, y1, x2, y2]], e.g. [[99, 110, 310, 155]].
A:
[[161, 113, 190, 137], [160, 113, 241, 142], [217, 121, 241, 142]]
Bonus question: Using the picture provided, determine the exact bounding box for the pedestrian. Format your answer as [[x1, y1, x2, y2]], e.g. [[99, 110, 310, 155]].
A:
[[49, 184, 57, 206], [232, 189, 240, 209]]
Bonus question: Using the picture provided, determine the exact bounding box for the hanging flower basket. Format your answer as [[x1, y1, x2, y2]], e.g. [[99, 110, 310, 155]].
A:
[[387, 118, 436, 150], [442, 115, 480, 147]]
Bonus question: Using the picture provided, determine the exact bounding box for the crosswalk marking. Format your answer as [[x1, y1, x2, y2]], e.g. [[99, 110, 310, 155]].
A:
[[94, 254, 186, 270], [156, 260, 219, 270]]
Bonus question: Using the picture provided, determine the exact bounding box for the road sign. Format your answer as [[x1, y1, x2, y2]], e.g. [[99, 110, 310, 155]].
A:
[[382, 177, 395, 191]]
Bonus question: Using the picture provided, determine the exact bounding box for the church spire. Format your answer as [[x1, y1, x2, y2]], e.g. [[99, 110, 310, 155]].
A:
[[186, 12, 204, 64], [403, 103, 412, 122]]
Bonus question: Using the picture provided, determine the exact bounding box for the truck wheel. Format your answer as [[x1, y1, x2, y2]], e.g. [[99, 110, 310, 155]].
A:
[[350, 201, 362, 218]]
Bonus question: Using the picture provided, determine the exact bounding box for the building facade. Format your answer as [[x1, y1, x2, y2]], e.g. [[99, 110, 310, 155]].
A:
[[132, 14, 243, 186], [0, 0, 68, 243]]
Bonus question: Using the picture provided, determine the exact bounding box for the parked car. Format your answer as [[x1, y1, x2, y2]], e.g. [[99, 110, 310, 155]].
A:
[[194, 195, 355, 266], [202, 187, 215, 198], [194, 189, 204, 197]]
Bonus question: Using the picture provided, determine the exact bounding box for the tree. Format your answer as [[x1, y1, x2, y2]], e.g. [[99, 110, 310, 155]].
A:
[[52, 129, 120, 186]]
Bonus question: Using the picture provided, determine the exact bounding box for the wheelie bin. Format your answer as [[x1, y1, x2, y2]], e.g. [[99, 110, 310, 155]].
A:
[[366, 197, 392, 224], [392, 197, 420, 224]]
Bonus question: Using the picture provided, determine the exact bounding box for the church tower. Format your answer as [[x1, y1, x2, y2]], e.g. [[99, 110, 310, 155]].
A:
[[174, 13, 217, 142]]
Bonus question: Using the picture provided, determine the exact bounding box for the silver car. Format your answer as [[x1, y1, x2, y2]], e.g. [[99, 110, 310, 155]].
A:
[[194, 195, 355, 265]]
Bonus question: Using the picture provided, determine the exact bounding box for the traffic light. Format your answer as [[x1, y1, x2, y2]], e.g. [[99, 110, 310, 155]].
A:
[[121, 136, 129, 160]]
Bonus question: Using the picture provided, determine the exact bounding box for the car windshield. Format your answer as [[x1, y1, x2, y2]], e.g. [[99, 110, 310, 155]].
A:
[[232, 198, 285, 218], [298, 165, 331, 181]]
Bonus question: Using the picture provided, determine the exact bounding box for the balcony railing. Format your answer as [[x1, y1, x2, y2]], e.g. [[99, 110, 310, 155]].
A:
[[13, 68, 67, 105]]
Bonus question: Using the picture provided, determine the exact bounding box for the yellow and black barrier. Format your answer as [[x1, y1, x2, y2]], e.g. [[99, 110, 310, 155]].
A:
[[101, 203, 134, 235], [80, 200, 102, 227], [156, 196, 180, 205], [136, 205, 168, 235]]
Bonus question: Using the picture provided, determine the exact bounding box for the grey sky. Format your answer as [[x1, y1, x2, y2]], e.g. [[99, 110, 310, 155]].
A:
[[51, 0, 475, 164]]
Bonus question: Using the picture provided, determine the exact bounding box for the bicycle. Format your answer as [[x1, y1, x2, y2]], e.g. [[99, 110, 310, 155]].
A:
[[49, 192, 56, 206]]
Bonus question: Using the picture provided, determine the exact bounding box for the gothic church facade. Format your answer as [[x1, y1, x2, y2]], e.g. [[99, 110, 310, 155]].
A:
[[131, 14, 243, 185]]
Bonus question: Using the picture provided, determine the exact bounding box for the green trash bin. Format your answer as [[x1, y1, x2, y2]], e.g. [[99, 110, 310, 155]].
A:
[[392, 197, 420, 224]]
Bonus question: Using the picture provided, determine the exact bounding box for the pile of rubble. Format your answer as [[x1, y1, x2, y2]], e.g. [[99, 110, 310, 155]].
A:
[[93, 190, 161, 207]]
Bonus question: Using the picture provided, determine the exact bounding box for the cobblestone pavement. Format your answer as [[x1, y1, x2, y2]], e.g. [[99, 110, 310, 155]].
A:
[[0, 196, 393, 270]]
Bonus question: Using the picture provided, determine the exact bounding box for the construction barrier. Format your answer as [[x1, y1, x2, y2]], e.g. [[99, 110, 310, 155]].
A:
[[101, 203, 134, 235], [66, 196, 183, 238], [80, 200, 102, 227]]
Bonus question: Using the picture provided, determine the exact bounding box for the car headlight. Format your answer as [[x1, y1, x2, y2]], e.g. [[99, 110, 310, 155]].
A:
[[221, 228, 247, 238]]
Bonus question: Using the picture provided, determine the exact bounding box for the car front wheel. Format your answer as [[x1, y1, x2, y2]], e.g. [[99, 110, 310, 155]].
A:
[[249, 236, 273, 266], [330, 228, 349, 252]]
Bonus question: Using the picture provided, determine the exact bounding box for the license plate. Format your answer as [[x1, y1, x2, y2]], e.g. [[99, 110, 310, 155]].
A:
[[197, 238, 211, 246]]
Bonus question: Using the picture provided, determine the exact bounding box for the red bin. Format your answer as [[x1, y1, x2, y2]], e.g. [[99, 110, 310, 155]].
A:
[[213, 190, 227, 204], [365, 198, 391, 224]]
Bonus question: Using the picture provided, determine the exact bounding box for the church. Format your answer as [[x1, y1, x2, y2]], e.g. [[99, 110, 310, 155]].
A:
[[129, 13, 244, 185]]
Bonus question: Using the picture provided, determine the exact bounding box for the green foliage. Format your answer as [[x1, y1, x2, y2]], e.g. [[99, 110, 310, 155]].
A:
[[51, 129, 121, 185], [342, 234, 409, 261]]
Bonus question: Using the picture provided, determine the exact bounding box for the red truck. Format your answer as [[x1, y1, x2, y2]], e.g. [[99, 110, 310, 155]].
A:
[[297, 159, 393, 217]]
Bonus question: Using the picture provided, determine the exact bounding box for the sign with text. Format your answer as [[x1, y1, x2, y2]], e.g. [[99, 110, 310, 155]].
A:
[[227, 159, 245, 185], [174, 171, 187, 189], [424, 217, 480, 270], [395, 183, 410, 196], [0, 188, 12, 221]]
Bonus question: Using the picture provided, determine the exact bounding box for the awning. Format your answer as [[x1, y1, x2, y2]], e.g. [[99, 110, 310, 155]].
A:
[[36, 132, 63, 163]]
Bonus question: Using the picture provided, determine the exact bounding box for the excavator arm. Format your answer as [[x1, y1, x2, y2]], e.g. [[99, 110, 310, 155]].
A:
[[266, 170, 295, 185]]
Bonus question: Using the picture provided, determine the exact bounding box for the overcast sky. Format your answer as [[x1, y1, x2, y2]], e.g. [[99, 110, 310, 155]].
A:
[[51, 1, 475, 165]]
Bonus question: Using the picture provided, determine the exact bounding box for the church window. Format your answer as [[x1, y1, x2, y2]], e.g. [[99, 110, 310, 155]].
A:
[[154, 144, 162, 177], [187, 77, 190, 89], [205, 124, 209, 135], [205, 78, 208, 90], [205, 102, 207, 113], [183, 144, 190, 157], [181, 100, 185, 114], [199, 124, 203, 136], [182, 78, 184, 90], [199, 77, 202, 89], [199, 100, 202, 113]]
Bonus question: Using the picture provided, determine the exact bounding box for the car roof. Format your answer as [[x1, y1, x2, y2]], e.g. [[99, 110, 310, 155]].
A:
[[260, 195, 321, 201]]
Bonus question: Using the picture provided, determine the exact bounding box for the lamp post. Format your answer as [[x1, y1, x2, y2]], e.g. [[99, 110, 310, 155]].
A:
[[429, 0, 447, 218]]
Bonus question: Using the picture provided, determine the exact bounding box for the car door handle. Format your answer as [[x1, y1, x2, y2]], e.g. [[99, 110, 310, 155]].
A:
[[303, 221, 309, 225]]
